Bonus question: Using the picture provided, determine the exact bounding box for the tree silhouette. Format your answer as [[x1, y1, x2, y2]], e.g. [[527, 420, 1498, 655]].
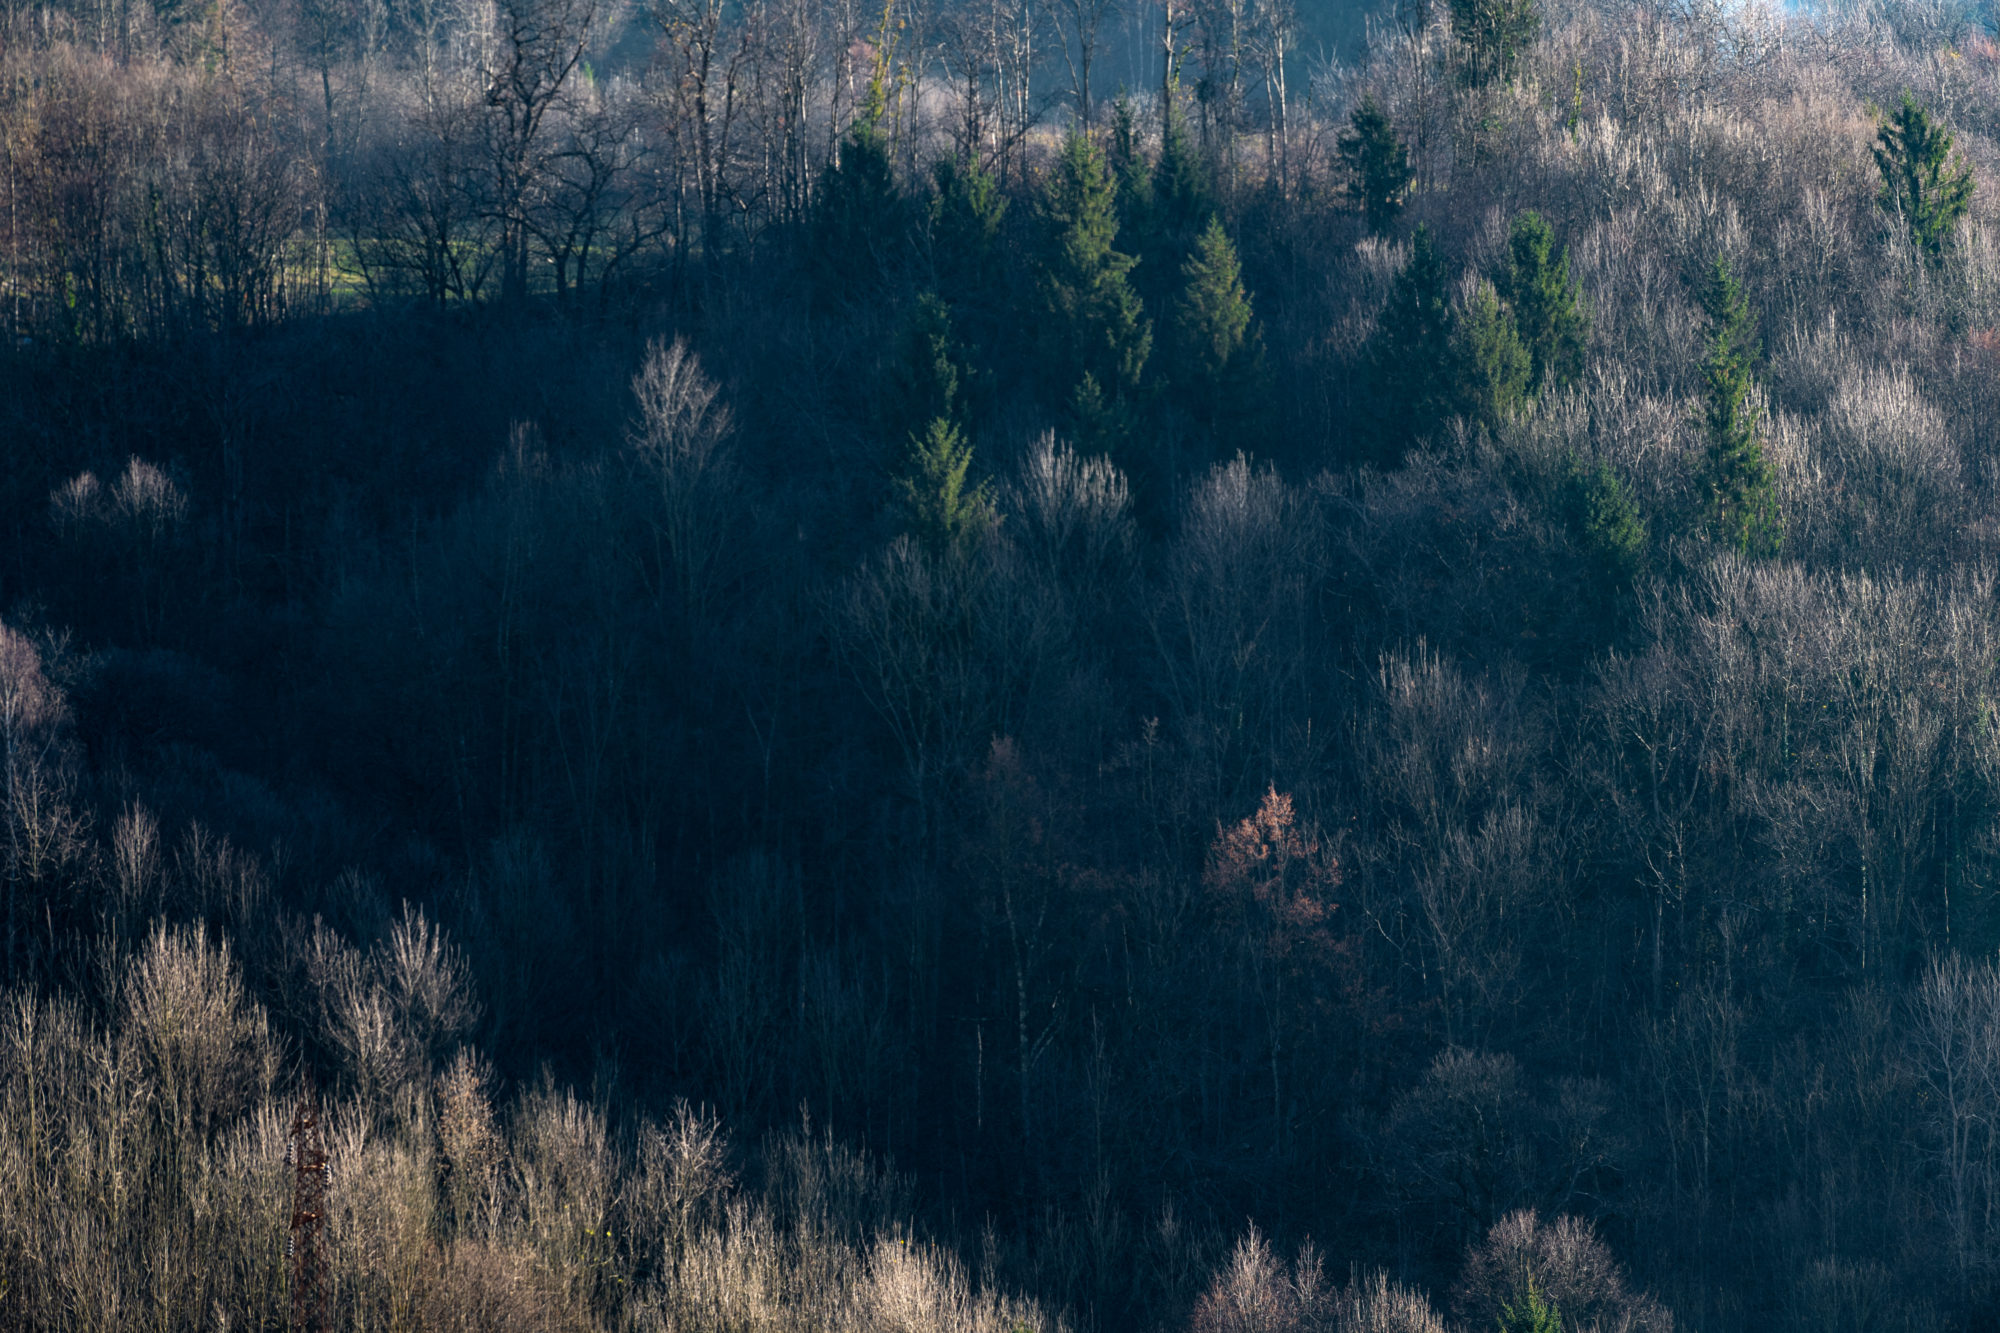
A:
[[1698, 258, 1780, 556], [1496, 211, 1589, 393], [1338, 95, 1412, 235], [1875, 93, 1974, 265]]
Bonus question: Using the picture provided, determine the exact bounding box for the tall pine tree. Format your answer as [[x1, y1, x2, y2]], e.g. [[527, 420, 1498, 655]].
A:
[[1171, 216, 1264, 438], [1496, 211, 1589, 393], [888, 293, 968, 443], [1109, 93, 1155, 232], [1039, 131, 1152, 424], [1452, 278, 1531, 434], [1698, 257, 1781, 557], [1449, 0, 1539, 88], [1364, 225, 1457, 459], [930, 154, 1007, 309], [1338, 96, 1414, 236], [1875, 93, 1975, 266], [896, 416, 996, 559], [1130, 102, 1213, 312], [811, 73, 902, 309]]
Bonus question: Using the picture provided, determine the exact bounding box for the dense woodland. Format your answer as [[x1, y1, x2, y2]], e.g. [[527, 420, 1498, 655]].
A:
[[8, 0, 2000, 1326]]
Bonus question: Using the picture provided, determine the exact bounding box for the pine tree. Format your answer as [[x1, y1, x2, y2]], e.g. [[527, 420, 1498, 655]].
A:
[[1130, 102, 1212, 312], [1496, 211, 1588, 393], [1109, 94, 1155, 232], [1452, 278, 1531, 433], [811, 73, 902, 309], [1170, 217, 1267, 451], [1698, 257, 1781, 557], [1173, 218, 1255, 391], [888, 294, 966, 442], [1039, 130, 1152, 408], [1449, 0, 1539, 88], [1567, 455, 1646, 592], [930, 154, 1007, 309], [1153, 104, 1211, 252], [1364, 224, 1456, 458], [1496, 1275, 1563, 1333], [1875, 93, 1975, 265], [1338, 96, 1414, 236], [896, 417, 996, 558]]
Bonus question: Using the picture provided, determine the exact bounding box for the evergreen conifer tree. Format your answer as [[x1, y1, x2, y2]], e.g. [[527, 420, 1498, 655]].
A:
[[1570, 457, 1646, 588], [1170, 216, 1266, 449], [896, 417, 995, 558], [1496, 211, 1589, 392], [1109, 94, 1155, 231], [1174, 219, 1254, 388], [1449, 0, 1539, 88], [811, 74, 902, 309], [1496, 1275, 1563, 1333], [888, 294, 967, 442], [1364, 224, 1456, 458], [1039, 131, 1152, 413], [1452, 278, 1531, 433], [1875, 93, 1975, 265], [930, 154, 1007, 310], [1697, 257, 1781, 557], [1152, 105, 1210, 249], [1338, 97, 1414, 236], [1128, 103, 1212, 311]]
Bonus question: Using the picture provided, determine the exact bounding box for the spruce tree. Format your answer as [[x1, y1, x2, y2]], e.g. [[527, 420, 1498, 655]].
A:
[[1449, 0, 1539, 88], [1109, 93, 1155, 231], [1153, 104, 1211, 251], [1172, 217, 1256, 401], [896, 417, 996, 559], [1698, 257, 1781, 557], [1168, 215, 1256, 446], [888, 294, 967, 443], [811, 74, 902, 309], [1338, 97, 1414, 236], [930, 154, 1007, 310], [1569, 457, 1646, 589], [1130, 102, 1212, 311], [1496, 1275, 1563, 1333], [1452, 278, 1531, 434], [1496, 211, 1589, 393], [1039, 130, 1152, 411], [1875, 93, 1975, 265], [1364, 224, 1456, 458]]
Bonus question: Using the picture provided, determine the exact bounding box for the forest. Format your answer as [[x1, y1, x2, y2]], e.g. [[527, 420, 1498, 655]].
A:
[[4, 0, 2000, 1325]]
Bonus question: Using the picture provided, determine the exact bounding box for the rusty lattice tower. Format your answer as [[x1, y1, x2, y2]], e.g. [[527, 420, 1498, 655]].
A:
[[286, 1095, 331, 1333]]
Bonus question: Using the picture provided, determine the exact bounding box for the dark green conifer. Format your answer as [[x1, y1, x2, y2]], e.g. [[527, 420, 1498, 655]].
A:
[[1039, 131, 1152, 409], [811, 73, 902, 309], [1496, 1275, 1563, 1333], [1173, 219, 1254, 389], [1338, 96, 1414, 236], [1496, 211, 1589, 392], [1452, 278, 1531, 433], [1875, 93, 1975, 265], [1109, 93, 1155, 231], [1450, 0, 1539, 88], [930, 154, 1007, 308], [896, 416, 995, 558], [1364, 224, 1456, 458], [1169, 216, 1266, 449], [888, 294, 966, 442], [1567, 455, 1646, 589], [1152, 104, 1211, 251], [1697, 258, 1781, 557]]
